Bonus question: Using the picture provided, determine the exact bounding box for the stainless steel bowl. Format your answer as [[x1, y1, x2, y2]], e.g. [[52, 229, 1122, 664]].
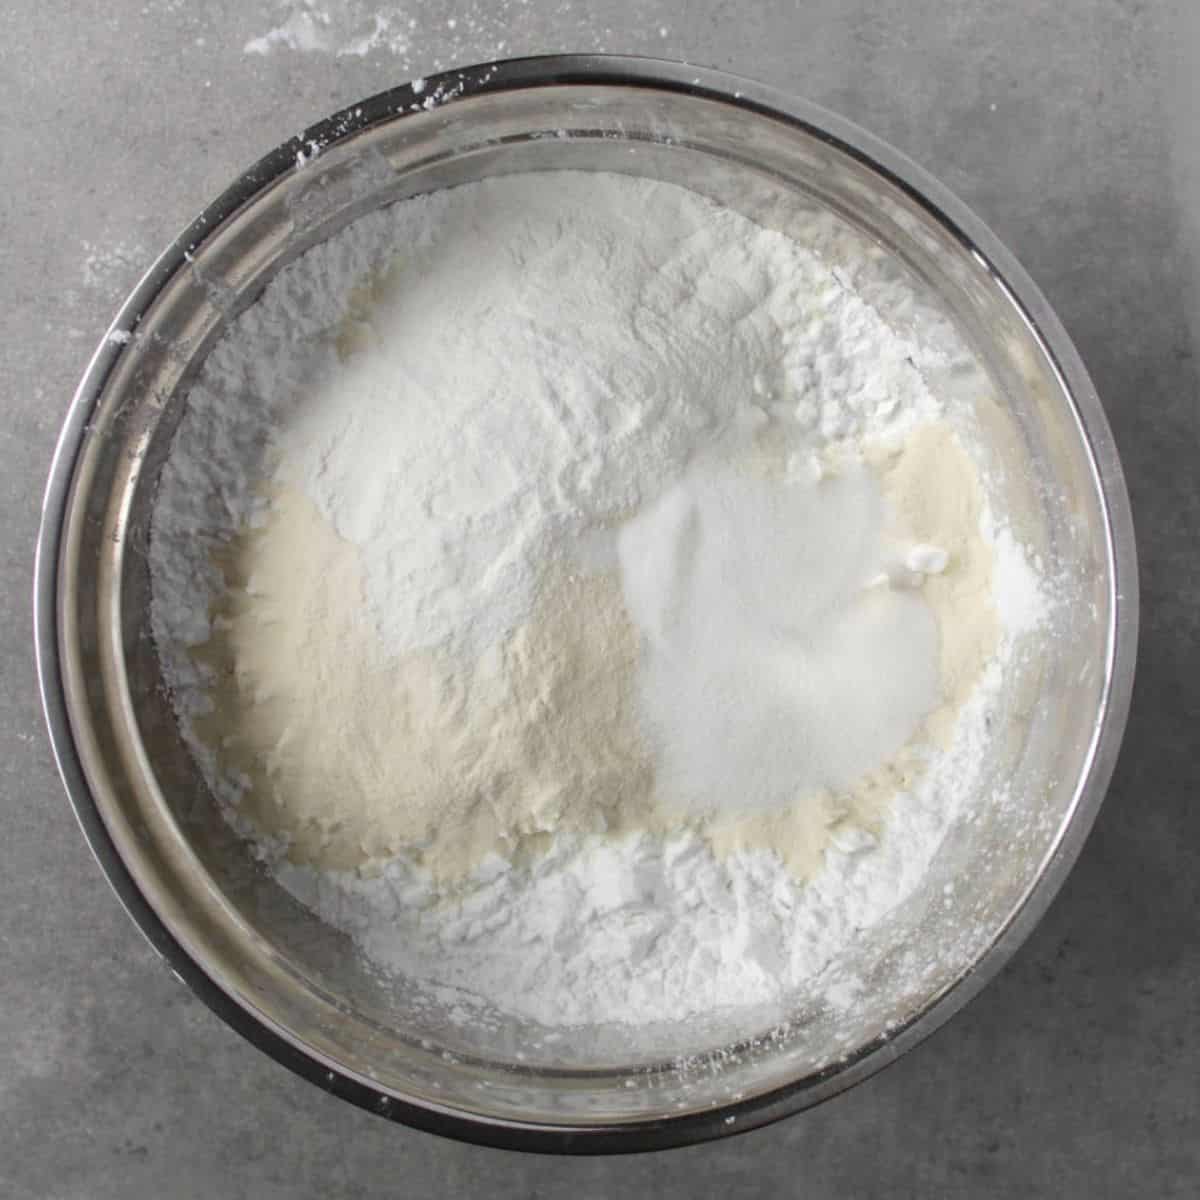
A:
[[35, 55, 1137, 1152]]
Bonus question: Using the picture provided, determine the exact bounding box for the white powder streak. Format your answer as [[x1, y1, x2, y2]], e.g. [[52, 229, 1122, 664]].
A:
[[244, 3, 411, 58]]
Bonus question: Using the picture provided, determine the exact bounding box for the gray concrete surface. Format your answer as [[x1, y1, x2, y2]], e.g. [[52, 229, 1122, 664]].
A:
[[2, 1, 1197, 1195]]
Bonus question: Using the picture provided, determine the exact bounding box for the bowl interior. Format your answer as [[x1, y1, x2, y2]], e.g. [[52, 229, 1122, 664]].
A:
[[57, 75, 1119, 1129]]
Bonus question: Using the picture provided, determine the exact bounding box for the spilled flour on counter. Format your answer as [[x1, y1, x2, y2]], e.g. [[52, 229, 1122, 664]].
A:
[[244, 2, 414, 58], [150, 172, 1045, 1028]]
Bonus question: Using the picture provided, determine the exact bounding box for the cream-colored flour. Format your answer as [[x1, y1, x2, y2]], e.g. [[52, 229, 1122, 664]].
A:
[[195, 419, 996, 884], [199, 489, 654, 879], [875, 424, 999, 744]]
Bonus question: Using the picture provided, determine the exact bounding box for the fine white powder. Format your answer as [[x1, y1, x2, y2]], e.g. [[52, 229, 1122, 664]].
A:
[[268, 173, 938, 663], [617, 457, 939, 814], [244, 3, 413, 58], [150, 172, 1044, 1029]]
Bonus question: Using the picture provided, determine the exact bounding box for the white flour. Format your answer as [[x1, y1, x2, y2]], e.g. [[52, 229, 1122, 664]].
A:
[[616, 456, 940, 815], [269, 173, 939, 662], [244, 2, 414, 58], [150, 172, 1044, 1028]]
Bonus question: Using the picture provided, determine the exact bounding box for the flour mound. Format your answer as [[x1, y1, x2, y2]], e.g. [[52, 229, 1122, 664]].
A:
[[150, 172, 1044, 1028]]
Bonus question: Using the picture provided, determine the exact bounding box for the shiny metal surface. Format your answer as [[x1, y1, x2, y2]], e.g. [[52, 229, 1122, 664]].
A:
[[35, 56, 1136, 1152]]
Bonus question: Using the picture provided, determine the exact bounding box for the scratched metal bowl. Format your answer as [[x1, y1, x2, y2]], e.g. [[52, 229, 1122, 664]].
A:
[[35, 56, 1136, 1151]]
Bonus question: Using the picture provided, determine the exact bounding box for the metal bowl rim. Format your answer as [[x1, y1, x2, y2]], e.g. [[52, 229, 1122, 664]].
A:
[[33, 53, 1138, 1154]]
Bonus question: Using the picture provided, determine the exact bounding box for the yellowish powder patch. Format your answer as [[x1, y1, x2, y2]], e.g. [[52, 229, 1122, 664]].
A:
[[873, 423, 999, 746], [197, 486, 655, 879], [192, 421, 998, 885]]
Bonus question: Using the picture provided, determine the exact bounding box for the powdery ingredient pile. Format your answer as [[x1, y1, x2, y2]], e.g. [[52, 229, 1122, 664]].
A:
[[150, 172, 1044, 1028]]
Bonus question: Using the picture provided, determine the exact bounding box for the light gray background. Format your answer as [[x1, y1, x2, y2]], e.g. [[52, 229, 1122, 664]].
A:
[[3, 1, 1197, 1196]]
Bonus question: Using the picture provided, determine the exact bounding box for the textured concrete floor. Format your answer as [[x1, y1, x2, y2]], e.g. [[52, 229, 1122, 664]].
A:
[[2, 1, 1198, 1195]]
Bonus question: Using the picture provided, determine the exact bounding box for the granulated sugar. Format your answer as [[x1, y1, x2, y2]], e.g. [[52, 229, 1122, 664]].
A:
[[150, 171, 1045, 1028]]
